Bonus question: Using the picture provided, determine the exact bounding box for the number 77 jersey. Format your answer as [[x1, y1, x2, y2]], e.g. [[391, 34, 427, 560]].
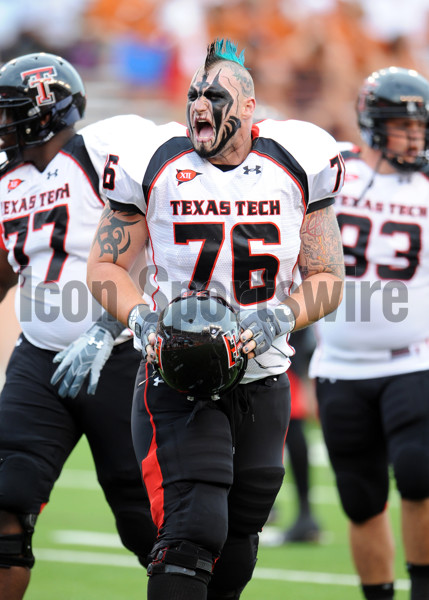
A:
[[103, 117, 345, 381], [0, 115, 154, 351]]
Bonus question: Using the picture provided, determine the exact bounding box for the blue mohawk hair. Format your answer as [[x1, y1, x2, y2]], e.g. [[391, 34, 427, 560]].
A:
[[204, 38, 246, 70], [214, 39, 245, 65]]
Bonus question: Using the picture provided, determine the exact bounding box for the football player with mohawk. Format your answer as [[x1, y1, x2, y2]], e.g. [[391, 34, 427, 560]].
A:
[[88, 39, 345, 599]]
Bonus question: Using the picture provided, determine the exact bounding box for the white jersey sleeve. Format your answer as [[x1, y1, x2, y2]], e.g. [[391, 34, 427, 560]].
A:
[[256, 119, 345, 211], [78, 114, 157, 205], [104, 120, 186, 214]]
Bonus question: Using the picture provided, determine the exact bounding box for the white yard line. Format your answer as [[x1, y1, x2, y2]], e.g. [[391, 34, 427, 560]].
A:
[[35, 547, 410, 590]]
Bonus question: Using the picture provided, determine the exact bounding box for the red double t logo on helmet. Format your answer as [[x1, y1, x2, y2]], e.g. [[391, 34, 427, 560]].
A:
[[20, 66, 57, 107], [222, 331, 242, 368]]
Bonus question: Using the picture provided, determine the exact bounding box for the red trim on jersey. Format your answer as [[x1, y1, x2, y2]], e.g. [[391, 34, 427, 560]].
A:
[[251, 149, 306, 211], [33, 204, 70, 283], [146, 148, 194, 211], [142, 363, 165, 530], [251, 124, 260, 138], [2, 214, 31, 271], [59, 150, 104, 207], [173, 220, 225, 290], [0, 223, 6, 251], [145, 148, 195, 310], [0, 161, 31, 182], [231, 220, 281, 306], [145, 222, 161, 311]]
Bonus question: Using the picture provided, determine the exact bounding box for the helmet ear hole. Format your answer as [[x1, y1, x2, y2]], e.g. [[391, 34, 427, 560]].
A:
[[155, 291, 247, 400]]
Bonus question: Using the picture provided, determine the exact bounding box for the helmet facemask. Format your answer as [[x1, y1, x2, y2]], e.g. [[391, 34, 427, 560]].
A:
[[357, 67, 429, 172]]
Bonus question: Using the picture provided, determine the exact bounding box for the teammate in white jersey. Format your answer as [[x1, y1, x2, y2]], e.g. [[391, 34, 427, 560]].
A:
[[309, 67, 429, 600], [0, 53, 156, 599], [87, 39, 345, 600]]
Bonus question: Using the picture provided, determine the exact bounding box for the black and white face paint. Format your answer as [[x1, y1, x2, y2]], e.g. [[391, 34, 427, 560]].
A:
[[187, 68, 241, 159]]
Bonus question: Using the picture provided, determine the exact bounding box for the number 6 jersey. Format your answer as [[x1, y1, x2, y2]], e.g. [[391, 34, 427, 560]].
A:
[[100, 117, 345, 382], [309, 142, 429, 380]]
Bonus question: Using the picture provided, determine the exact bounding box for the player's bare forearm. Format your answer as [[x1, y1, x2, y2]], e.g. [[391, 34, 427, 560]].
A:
[[286, 205, 344, 329], [0, 249, 18, 303], [87, 205, 149, 325]]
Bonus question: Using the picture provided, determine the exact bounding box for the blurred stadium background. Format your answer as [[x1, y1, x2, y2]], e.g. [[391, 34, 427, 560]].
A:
[[2, 0, 429, 382], [0, 0, 428, 597]]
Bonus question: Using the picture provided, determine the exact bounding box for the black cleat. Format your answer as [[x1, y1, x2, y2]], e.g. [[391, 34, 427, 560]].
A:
[[283, 515, 321, 543]]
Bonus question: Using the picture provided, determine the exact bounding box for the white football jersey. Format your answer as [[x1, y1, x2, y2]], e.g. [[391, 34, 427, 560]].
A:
[[309, 143, 429, 380], [105, 118, 345, 382], [0, 114, 153, 351]]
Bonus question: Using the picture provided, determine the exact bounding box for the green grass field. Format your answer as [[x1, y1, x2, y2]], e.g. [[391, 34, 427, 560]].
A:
[[26, 422, 409, 599]]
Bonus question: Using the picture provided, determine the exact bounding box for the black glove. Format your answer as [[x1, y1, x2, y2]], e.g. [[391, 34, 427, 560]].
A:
[[239, 304, 296, 357], [51, 313, 124, 398], [127, 303, 159, 358]]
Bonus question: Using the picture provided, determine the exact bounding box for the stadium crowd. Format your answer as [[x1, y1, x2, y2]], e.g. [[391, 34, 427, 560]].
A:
[[0, 0, 428, 140]]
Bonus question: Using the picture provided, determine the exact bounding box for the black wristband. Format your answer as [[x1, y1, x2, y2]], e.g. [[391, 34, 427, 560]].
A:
[[97, 311, 125, 339]]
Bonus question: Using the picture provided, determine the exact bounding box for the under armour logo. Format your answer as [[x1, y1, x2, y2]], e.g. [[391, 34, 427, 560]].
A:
[[88, 337, 104, 350], [243, 165, 261, 175], [47, 169, 58, 179], [153, 376, 164, 387]]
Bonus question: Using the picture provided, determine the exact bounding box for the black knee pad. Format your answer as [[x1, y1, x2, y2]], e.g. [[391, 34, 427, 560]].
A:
[[393, 445, 429, 500], [147, 541, 214, 585], [0, 513, 38, 569], [208, 533, 259, 599], [160, 481, 229, 556], [228, 467, 284, 533], [336, 471, 387, 523], [0, 455, 42, 511]]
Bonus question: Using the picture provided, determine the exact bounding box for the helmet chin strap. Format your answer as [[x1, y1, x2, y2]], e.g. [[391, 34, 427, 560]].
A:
[[383, 148, 429, 172], [356, 152, 384, 204]]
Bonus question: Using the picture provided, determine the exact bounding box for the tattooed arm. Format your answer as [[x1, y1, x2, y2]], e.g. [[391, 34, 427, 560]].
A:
[[87, 204, 149, 325], [285, 205, 345, 330]]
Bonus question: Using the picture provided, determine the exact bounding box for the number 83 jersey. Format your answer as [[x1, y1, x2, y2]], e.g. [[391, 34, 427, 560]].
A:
[[104, 118, 344, 382], [310, 142, 429, 380]]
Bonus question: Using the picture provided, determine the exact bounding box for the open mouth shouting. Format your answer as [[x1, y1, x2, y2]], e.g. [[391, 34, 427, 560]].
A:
[[194, 118, 215, 145]]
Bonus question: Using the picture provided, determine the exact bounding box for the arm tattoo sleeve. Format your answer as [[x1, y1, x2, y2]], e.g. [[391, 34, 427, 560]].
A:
[[94, 207, 140, 263], [299, 206, 345, 280]]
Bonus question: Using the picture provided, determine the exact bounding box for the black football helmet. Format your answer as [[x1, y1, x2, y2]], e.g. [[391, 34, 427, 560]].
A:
[[155, 291, 247, 400], [0, 52, 86, 172], [356, 66, 429, 171]]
